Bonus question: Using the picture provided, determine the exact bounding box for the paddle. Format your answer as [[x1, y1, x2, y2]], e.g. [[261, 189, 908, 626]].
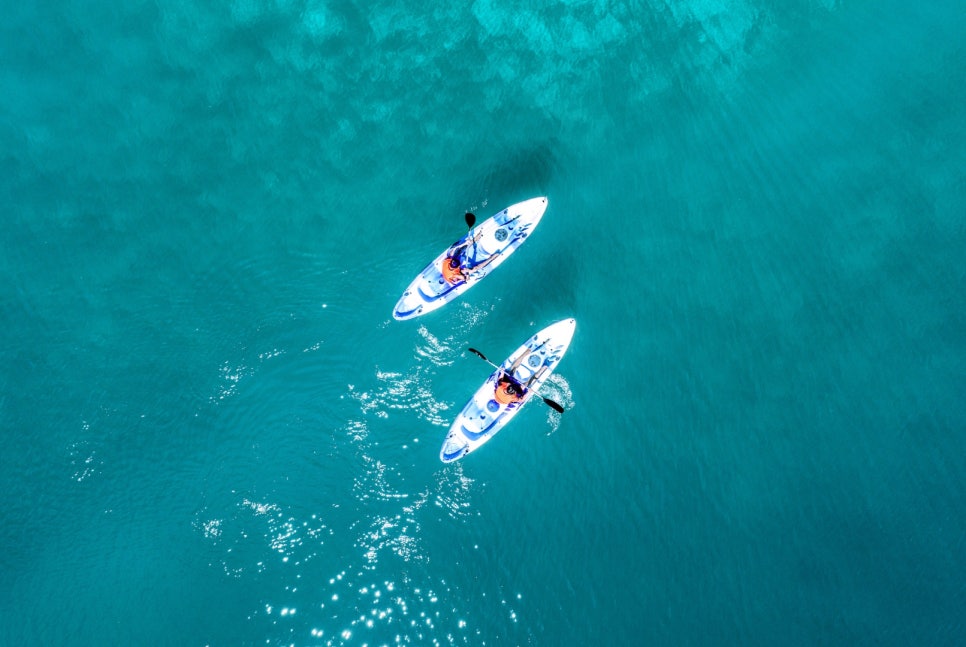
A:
[[462, 212, 482, 272], [467, 347, 565, 413]]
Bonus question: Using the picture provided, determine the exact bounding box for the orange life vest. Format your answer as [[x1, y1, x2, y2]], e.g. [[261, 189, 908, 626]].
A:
[[494, 379, 524, 405], [441, 257, 464, 284]]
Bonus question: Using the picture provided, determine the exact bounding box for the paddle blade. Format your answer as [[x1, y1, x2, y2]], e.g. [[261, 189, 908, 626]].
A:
[[467, 347, 488, 362], [543, 397, 565, 414], [464, 212, 476, 229]]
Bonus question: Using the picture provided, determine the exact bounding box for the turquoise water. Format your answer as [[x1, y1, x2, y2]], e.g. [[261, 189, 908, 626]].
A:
[[2, 0, 965, 644]]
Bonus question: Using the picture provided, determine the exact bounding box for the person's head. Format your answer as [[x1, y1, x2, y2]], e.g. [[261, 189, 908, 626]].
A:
[[495, 376, 523, 404], [500, 375, 523, 395]]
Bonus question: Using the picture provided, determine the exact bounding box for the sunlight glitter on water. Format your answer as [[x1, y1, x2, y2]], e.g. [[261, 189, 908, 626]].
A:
[[261, 573, 478, 647]]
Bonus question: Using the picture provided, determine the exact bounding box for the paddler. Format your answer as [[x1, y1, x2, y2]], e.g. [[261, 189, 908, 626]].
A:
[[493, 348, 550, 405], [441, 229, 497, 285]]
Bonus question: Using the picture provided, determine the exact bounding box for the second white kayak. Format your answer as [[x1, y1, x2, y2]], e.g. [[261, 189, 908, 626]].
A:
[[440, 318, 576, 462]]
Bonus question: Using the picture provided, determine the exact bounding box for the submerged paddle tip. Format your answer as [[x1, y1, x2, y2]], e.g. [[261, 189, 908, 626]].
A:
[[544, 397, 565, 413]]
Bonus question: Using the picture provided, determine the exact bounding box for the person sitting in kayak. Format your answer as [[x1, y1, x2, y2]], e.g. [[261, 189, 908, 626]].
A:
[[441, 230, 497, 285], [493, 348, 550, 405], [495, 372, 526, 405], [441, 246, 469, 284]]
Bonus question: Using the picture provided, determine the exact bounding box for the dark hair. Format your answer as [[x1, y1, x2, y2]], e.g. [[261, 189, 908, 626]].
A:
[[500, 374, 524, 396]]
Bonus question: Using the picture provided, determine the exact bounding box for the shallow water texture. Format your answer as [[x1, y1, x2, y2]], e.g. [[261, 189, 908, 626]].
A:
[[2, 1, 965, 645]]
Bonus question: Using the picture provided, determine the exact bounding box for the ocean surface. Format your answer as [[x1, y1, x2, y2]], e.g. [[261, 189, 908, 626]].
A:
[[2, 1, 964, 645]]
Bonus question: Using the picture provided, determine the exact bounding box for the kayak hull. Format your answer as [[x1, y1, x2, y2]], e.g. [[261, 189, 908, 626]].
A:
[[440, 318, 576, 462], [393, 197, 548, 320]]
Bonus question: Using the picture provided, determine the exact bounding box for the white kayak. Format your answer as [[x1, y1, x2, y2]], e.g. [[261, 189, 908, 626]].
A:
[[393, 197, 548, 320], [440, 318, 576, 463]]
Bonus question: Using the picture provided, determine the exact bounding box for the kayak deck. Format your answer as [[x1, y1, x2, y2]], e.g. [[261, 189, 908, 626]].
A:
[[393, 197, 548, 320], [440, 318, 576, 462]]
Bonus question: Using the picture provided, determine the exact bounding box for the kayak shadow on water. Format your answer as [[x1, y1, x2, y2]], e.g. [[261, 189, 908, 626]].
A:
[[475, 139, 561, 197]]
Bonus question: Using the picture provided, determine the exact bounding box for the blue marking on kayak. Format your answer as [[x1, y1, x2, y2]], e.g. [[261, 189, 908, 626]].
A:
[[461, 416, 501, 441], [417, 281, 460, 303], [394, 303, 422, 318], [442, 443, 468, 461]]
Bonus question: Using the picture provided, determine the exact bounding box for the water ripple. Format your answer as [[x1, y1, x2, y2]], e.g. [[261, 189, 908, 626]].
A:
[[349, 364, 452, 429], [194, 497, 333, 578], [539, 372, 574, 435]]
